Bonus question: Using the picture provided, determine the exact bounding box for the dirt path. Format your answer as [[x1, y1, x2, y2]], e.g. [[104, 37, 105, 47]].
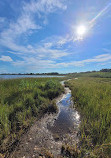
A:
[[9, 82, 80, 158], [9, 114, 62, 158]]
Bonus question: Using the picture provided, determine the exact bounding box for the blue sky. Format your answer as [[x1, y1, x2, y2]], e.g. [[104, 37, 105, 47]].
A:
[[0, 0, 111, 73]]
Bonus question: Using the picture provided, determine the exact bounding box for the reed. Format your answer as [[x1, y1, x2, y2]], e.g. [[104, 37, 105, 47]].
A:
[[65, 77, 111, 157]]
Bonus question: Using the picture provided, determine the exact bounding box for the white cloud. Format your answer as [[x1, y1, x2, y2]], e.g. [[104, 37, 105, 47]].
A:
[[0, 55, 13, 62], [0, 15, 41, 49], [44, 42, 53, 48], [40, 34, 73, 48], [6, 35, 70, 60], [10, 15, 40, 35], [12, 57, 56, 70], [0, 0, 68, 64], [8, 45, 69, 60], [11, 53, 111, 70], [61, 53, 111, 67], [35, 46, 69, 59], [2, 0, 67, 40], [53, 53, 111, 68], [23, 0, 67, 14]]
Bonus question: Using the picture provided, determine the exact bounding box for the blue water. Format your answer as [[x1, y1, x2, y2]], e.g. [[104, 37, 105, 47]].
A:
[[0, 75, 64, 79], [48, 91, 80, 138]]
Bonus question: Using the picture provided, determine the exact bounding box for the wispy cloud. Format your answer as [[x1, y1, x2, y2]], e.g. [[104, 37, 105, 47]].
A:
[[55, 54, 111, 67], [40, 34, 73, 48], [11, 53, 111, 70], [0, 0, 68, 74], [8, 45, 69, 60], [0, 55, 13, 62], [62, 54, 111, 67], [0, 0, 67, 54], [90, 2, 111, 25], [12, 57, 56, 71], [23, 0, 67, 14]]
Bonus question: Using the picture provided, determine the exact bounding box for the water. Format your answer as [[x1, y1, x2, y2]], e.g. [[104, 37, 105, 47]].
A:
[[48, 88, 80, 140], [0, 75, 64, 79]]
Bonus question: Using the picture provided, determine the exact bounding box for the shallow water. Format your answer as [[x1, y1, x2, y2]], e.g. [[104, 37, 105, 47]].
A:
[[48, 89, 80, 140], [0, 74, 64, 79]]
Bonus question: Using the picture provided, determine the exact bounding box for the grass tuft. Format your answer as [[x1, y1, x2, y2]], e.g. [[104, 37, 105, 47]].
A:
[[0, 78, 64, 154]]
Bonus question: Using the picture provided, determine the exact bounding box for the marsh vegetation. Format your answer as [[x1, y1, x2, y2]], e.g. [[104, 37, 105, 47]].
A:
[[65, 77, 111, 157], [0, 78, 64, 154], [0, 76, 111, 157], [67, 70, 111, 78]]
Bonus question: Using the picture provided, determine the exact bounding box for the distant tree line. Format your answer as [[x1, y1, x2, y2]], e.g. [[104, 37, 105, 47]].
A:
[[100, 69, 111, 72], [0, 72, 66, 75], [1, 69, 111, 75], [67, 69, 111, 75]]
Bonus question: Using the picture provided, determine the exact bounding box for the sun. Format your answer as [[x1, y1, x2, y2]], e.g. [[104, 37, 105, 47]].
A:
[[76, 25, 87, 39], [77, 25, 86, 36]]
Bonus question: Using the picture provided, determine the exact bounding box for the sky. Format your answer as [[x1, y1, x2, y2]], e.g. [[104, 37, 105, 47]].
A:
[[0, 0, 111, 73]]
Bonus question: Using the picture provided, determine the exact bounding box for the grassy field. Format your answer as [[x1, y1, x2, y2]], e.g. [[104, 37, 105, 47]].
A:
[[0, 78, 64, 154], [67, 71, 111, 78], [65, 77, 111, 157]]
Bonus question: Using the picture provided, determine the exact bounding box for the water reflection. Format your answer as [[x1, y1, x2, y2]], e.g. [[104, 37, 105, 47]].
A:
[[48, 91, 80, 139]]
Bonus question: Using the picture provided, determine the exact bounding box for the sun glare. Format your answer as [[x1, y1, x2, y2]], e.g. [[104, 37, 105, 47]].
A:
[[76, 25, 87, 40], [77, 25, 86, 35]]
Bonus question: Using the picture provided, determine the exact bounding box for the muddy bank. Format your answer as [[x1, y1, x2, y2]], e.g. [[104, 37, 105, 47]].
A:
[[9, 81, 80, 158]]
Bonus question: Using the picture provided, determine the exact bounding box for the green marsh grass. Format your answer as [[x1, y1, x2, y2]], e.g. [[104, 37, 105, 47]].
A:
[[68, 71, 111, 78], [65, 77, 111, 157], [0, 78, 64, 154]]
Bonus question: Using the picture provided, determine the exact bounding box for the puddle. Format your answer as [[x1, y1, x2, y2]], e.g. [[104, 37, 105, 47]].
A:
[[48, 88, 80, 141]]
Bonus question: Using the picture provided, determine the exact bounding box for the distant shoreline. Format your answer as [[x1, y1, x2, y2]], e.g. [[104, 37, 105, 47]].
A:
[[0, 74, 66, 76], [0, 74, 65, 79]]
